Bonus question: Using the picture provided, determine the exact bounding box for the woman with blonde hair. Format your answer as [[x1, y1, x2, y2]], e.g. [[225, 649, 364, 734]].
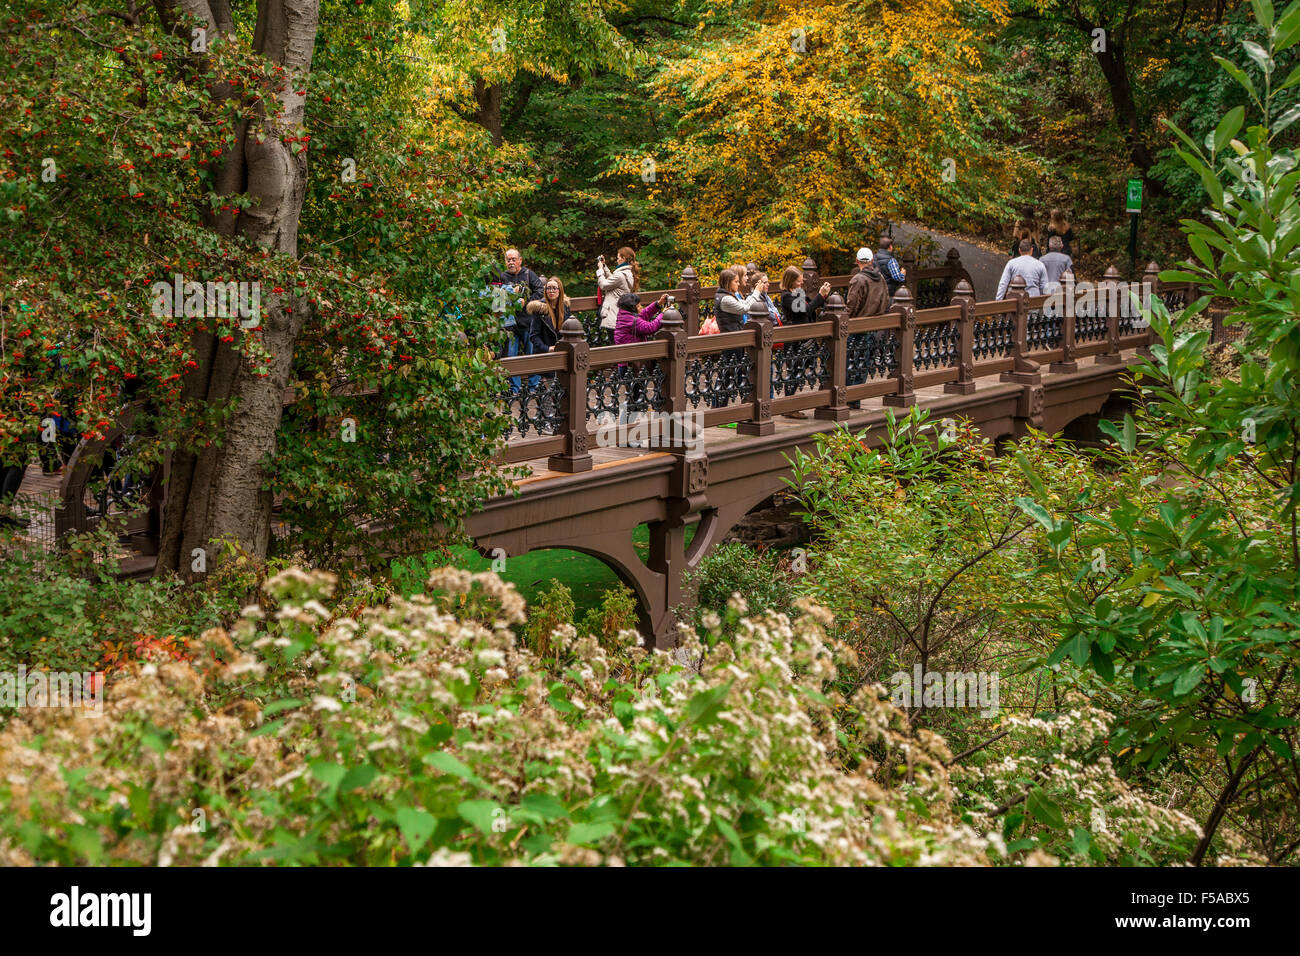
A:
[[596, 246, 640, 330], [1045, 208, 1075, 257]]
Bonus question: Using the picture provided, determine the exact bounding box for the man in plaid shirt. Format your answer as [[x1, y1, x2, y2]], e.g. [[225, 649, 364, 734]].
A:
[[874, 236, 907, 301]]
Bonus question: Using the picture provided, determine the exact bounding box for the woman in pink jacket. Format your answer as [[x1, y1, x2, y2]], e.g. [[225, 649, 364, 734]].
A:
[[613, 292, 668, 345], [612, 292, 668, 420]]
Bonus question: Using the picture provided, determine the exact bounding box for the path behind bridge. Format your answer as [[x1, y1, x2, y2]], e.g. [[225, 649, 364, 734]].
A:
[[891, 221, 1008, 301]]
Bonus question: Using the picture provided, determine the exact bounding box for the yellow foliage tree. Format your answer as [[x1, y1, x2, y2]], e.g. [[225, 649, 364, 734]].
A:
[[614, 0, 1040, 271]]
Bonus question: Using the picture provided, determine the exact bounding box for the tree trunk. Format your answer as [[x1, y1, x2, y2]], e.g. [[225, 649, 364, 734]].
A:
[[1092, 39, 1159, 180], [155, 0, 320, 577], [472, 78, 504, 147]]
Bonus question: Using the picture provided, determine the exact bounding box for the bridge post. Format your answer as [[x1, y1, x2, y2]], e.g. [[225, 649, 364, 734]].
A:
[[801, 257, 820, 299], [1139, 261, 1160, 359], [901, 249, 918, 301], [1000, 276, 1042, 385], [1097, 265, 1125, 365], [815, 294, 851, 421], [945, 247, 964, 298], [678, 266, 701, 336], [738, 300, 775, 435], [547, 316, 594, 473], [1050, 269, 1079, 373], [883, 286, 917, 408], [944, 278, 976, 395]]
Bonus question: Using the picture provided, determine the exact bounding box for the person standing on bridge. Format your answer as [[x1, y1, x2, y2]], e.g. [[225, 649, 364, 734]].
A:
[[996, 238, 1050, 298], [846, 248, 889, 317], [525, 276, 569, 353], [715, 268, 762, 333], [1040, 236, 1074, 292], [874, 237, 907, 301], [494, 248, 545, 393], [596, 248, 640, 331], [778, 267, 831, 325], [614, 292, 669, 420]]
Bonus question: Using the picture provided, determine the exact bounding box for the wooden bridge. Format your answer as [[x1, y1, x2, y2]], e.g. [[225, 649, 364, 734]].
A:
[[21, 252, 1228, 649]]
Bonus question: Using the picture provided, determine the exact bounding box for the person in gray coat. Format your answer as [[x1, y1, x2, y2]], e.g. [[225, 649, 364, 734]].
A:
[[996, 239, 1050, 298], [1039, 235, 1073, 291]]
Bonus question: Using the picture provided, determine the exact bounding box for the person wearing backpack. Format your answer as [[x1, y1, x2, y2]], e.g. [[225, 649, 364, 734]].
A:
[[596, 247, 640, 330], [874, 237, 907, 300]]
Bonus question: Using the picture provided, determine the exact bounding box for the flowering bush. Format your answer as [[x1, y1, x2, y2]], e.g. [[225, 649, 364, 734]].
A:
[[0, 566, 1016, 866]]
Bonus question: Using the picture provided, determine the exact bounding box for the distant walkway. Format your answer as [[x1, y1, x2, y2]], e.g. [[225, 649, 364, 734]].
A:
[[893, 221, 1007, 302]]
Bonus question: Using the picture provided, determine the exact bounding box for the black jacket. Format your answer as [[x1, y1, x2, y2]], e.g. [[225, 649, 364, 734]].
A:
[[493, 267, 544, 329], [779, 289, 826, 325]]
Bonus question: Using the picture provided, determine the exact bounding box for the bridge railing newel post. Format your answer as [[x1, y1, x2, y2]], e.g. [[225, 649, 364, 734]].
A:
[[901, 249, 918, 300], [1139, 261, 1160, 358], [737, 300, 775, 436], [1097, 264, 1125, 365], [802, 257, 820, 299], [1050, 269, 1079, 372], [883, 286, 917, 408], [546, 316, 594, 473], [1000, 275, 1041, 385], [679, 266, 700, 337], [814, 293, 850, 421], [945, 247, 963, 298], [945, 278, 976, 395]]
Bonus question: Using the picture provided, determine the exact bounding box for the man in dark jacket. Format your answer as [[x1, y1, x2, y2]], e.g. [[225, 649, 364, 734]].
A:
[[492, 248, 544, 391], [845, 248, 889, 317]]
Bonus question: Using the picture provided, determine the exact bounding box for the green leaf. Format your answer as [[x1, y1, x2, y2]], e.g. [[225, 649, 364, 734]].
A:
[[423, 750, 488, 788], [458, 799, 502, 835], [1072, 826, 1093, 856], [1213, 106, 1246, 152], [1026, 789, 1066, 830], [566, 821, 615, 845], [1173, 665, 1206, 696], [339, 763, 377, 792], [310, 761, 345, 791], [395, 806, 437, 852], [519, 793, 568, 821], [1014, 497, 1056, 532], [684, 681, 732, 728]]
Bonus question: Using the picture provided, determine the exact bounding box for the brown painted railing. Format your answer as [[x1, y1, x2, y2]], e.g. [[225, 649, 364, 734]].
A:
[[499, 261, 1199, 469]]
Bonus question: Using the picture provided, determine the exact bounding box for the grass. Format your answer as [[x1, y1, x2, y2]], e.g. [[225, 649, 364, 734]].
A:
[[391, 524, 697, 617]]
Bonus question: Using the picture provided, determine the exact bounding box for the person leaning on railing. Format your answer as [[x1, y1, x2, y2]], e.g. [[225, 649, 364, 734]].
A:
[[997, 238, 1050, 299]]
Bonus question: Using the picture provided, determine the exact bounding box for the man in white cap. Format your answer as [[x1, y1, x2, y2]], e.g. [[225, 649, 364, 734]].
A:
[[846, 246, 888, 317]]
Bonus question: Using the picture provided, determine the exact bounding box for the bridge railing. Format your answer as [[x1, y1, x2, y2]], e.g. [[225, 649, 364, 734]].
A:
[[498, 261, 1200, 469]]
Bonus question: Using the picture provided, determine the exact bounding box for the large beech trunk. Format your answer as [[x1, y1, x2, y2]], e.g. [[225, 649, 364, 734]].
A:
[[154, 0, 320, 576]]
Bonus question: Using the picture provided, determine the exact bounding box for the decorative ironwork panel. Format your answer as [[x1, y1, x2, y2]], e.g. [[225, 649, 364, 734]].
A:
[[686, 350, 754, 409], [500, 375, 566, 440], [773, 339, 829, 396], [586, 361, 665, 425], [915, 278, 951, 310], [914, 320, 959, 371], [847, 330, 897, 383], [1075, 308, 1107, 343], [579, 311, 613, 347], [1025, 308, 1062, 352], [972, 314, 1015, 360]]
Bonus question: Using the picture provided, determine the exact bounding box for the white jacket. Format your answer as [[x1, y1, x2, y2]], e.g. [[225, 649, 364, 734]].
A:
[[596, 262, 637, 329]]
